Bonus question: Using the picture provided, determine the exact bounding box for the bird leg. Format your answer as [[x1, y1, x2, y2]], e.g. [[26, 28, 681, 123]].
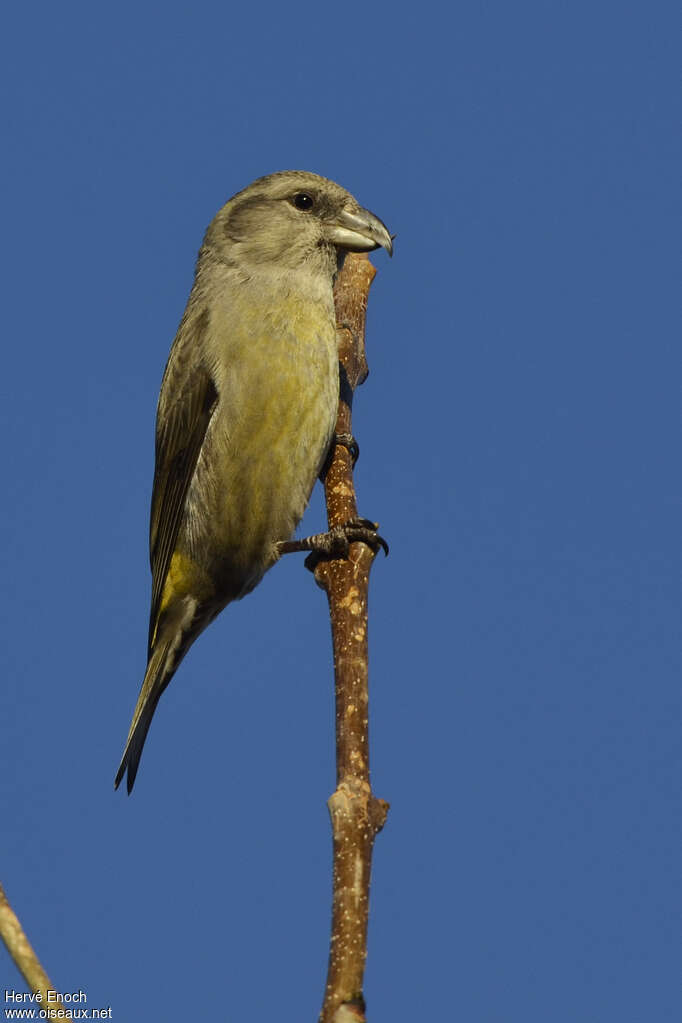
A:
[[279, 517, 388, 572]]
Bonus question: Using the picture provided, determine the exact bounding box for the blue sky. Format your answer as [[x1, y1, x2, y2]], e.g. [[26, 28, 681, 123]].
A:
[[1, 2, 679, 1020]]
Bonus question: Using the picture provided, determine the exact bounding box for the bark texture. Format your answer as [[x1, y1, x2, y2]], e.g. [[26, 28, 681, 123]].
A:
[[317, 253, 389, 1023]]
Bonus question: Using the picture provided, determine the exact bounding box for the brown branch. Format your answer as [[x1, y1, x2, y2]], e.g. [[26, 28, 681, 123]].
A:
[[0, 880, 62, 1007], [315, 253, 389, 1023]]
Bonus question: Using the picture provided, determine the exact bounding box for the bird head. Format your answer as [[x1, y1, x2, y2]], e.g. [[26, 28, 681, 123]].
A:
[[202, 170, 393, 278]]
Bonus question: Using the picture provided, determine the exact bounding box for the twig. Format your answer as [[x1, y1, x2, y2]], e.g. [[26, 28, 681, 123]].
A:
[[0, 880, 61, 1007], [315, 252, 389, 1023]]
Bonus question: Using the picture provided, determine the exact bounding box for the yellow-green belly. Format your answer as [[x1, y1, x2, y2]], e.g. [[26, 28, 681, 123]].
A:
[[176, 294, 338, 602]]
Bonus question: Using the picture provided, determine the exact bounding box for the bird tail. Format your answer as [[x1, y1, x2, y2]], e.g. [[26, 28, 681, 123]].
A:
[[114, 638, 175, 794]]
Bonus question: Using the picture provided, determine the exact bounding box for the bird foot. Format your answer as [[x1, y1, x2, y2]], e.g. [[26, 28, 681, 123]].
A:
[[319, 431, 360, 480], [333, 432, 360, 466], [280, 517, 388, 572]]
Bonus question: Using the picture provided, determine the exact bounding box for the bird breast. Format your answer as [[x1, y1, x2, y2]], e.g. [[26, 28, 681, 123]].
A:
[[184, 276, 339, 596]]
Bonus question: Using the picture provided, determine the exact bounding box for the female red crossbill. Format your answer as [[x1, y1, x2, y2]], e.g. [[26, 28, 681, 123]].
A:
[[115, 171, 392, 792]]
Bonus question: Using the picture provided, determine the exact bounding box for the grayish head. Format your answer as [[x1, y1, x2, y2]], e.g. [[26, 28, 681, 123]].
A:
[[202, 171, 392, 279]]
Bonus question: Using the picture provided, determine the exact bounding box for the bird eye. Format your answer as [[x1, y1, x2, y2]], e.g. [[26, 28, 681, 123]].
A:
[[292, 192, 314, 211]]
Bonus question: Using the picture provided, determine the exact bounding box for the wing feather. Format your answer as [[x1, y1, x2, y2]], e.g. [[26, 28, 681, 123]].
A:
[[148, 321, 218, 653]]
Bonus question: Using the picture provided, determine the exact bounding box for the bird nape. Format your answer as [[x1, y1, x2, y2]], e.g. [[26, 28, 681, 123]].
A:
[[115, 171, 392, 794]]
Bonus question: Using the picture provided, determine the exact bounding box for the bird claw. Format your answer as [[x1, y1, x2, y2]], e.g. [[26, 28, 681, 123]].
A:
[[299, 517, 389, 572], [333, 432, 360, 466]]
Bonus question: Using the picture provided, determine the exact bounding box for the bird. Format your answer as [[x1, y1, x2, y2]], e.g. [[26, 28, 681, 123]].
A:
[[115, 170, 392, 793]]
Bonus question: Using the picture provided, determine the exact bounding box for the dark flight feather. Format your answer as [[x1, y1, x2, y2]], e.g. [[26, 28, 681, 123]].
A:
[[148, 356, 217, 655]]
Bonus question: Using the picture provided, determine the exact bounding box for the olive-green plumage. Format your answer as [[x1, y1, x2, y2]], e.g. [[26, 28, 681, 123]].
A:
[[115, 171, 392, 793]]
